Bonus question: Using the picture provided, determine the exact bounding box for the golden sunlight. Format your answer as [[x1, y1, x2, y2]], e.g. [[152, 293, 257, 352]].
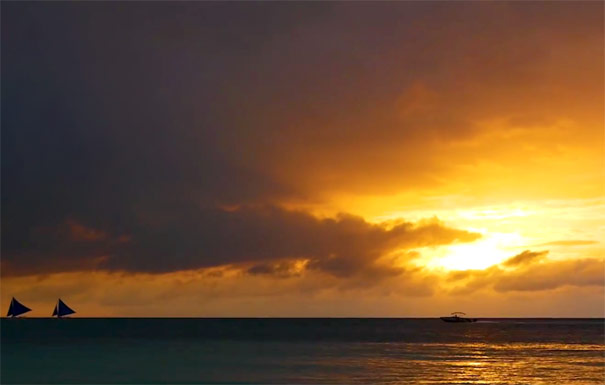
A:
[[1, 2, 604, 384], [426, 232, 524, 271]]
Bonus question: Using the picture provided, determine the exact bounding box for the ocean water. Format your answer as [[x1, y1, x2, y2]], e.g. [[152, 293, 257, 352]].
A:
[[2, 318, 604, 384]]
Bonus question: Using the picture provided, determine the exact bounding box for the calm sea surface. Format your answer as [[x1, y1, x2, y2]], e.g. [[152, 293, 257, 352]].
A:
[[2, 318, 604, 384]]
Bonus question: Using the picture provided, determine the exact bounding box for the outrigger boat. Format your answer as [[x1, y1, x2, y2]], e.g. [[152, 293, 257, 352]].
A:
[[6, 297, 32, 318], [52, 298, 76, 318], [440, 312, 477, 323]]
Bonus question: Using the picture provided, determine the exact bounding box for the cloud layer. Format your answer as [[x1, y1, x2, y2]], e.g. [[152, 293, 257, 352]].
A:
[[448, 250, 605, 295], [2, 206, 480, 278], [1, 3, 603, 316], [3, 3, 602, 270]]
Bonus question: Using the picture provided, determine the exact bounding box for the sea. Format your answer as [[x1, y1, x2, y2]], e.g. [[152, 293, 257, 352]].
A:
[[2, 318, 604, 384]]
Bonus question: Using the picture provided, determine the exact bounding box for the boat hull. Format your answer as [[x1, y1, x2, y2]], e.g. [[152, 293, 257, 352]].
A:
[[440, 317, 477, 323]]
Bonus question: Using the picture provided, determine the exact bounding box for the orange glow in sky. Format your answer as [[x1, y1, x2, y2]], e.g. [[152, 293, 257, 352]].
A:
[[2, 2, 603, 317]]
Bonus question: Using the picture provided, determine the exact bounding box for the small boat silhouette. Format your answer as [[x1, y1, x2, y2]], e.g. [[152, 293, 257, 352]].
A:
[[52, 298, 76, 318], [6, 297, 32, 318], [440, 312, 477, 323]]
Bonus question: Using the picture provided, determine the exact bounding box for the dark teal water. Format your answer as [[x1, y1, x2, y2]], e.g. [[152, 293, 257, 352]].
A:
[[2, 318, 604, 384]]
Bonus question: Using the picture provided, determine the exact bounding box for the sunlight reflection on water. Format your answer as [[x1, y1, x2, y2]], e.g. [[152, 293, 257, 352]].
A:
[[2, 319, 604, 384], [334, 342, 605, 385]]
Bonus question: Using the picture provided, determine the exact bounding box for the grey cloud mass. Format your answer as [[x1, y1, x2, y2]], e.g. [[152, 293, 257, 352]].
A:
[[2, 2, 601, 280], [2, 205, 480, 277]]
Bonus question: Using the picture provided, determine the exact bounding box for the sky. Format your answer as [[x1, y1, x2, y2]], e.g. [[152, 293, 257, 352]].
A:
[[2, 2, 604, 317]]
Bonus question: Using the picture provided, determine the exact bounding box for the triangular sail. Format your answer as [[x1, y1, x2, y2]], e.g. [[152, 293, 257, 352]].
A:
[[6, 298, 13, 317], [7, 297, 32, 317], [52, 305, 58, 316], [6, 298, 12, 317], [56, 299, 75, 317]]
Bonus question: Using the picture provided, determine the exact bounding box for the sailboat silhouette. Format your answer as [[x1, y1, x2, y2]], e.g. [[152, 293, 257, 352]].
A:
[[52, 298, 76, 318], [6, 297, 32, 318]]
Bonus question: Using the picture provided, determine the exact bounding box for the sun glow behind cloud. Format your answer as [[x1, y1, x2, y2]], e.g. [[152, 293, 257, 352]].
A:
[[423, 232, 524, 271], [2, 2, 603, 317], [363, 199, 604, 273]]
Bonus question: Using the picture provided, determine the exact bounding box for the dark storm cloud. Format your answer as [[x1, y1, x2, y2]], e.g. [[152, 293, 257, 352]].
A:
[[1, 220, 119, 276], [1, 205, 480, 277], [247, 260, 304, 279], [2, 2, 601, 278], [2, 2, 313, 265]]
